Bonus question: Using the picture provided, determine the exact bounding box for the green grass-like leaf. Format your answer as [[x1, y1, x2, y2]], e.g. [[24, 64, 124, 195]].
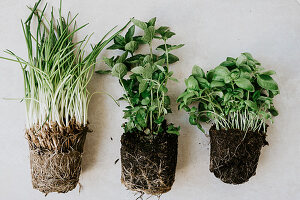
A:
[[1, 0, 128, 128]]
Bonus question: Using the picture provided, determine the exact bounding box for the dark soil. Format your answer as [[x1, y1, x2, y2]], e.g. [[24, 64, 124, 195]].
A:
[[120, 123, 178, 195], [209, 125, 268, 184]]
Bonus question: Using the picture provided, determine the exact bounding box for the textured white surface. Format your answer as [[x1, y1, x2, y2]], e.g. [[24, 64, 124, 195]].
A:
[[0, 0, 300, 199]]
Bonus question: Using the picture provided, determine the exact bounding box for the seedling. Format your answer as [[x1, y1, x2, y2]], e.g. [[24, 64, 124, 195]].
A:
[[178, 53, 279, 184], [178, 53, 279, 133], [97, 17, 183, 195], [98, 18, 182, 136], [1, 0, 128, 194]]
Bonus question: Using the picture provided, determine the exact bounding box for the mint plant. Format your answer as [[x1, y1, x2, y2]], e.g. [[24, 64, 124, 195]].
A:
[[177, 53, 279, 133], [97, 18, 183, 136]]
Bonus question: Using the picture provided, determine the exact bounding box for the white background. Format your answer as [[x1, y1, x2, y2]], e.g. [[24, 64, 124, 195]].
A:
[[0, 0, 300, 199]]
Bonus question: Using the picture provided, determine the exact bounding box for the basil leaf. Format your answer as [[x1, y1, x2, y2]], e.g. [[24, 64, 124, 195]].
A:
[[192, 65, 205, 77], [210, 81, 225, 88], [257, 74, 279, 91], [235, 78, 254, 92], [262, 70, 276, 76], [185, 76, 199, 90], [236, 54, 247, 66]]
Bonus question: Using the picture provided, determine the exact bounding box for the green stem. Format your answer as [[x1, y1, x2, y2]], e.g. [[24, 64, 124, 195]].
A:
[[149, 42, 154, 131], [164, 40, 170, 87], [246, 91, 250, 110], [164, 40, 169, 70], [149, 42, 153, 62], [150, 89, 153, 131], [193, 93, 223, 113]]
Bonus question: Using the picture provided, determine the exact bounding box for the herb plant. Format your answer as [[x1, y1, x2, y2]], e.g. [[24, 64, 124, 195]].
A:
[[177, 53, 279, 133], [1, 0, 128, 129], [97, 18, 183, 136], [0, 0, 131, 194]]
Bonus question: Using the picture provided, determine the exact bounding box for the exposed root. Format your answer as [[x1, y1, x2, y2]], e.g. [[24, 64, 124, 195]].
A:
[[133, 191, 162, 200], [30, 150, 82, 194], [121, 152, 172, 195], [120, 130, 178, 196], [79, 182, 83, 193], [26, 120, 89, 194], [134, 192, 144, 200]]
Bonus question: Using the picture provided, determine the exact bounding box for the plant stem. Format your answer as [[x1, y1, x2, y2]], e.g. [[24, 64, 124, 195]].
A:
[[164, 40, 169, 70], [150, 88, 153, 131], [149, 42, 154, 131]]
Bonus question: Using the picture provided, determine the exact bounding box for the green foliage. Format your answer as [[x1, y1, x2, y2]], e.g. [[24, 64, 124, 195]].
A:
[[177, 53, 279, 133], [97, 17, 183, 136], [0, 0, 128, 128]]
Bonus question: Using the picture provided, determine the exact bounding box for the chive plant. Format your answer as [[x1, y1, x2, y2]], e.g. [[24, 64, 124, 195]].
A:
[[1, 0, 128, 194], [1, 0, 126, 129]]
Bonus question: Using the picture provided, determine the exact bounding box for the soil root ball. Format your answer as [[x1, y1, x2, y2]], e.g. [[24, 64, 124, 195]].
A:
[[30, 150, 82, 194], [209, 125, 268, 184], [121, 131, 178, 195], [26, 121, 88, 194]]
